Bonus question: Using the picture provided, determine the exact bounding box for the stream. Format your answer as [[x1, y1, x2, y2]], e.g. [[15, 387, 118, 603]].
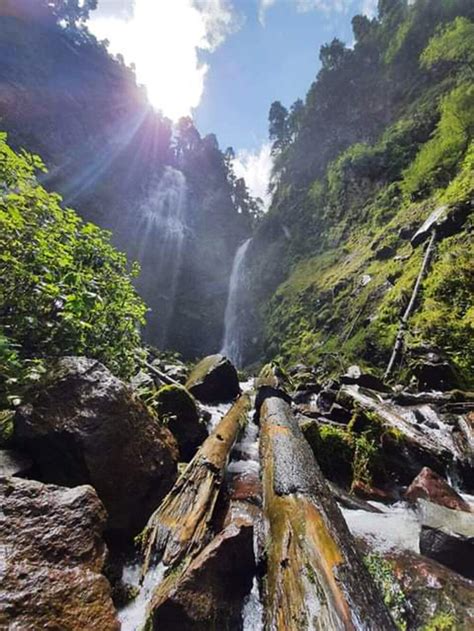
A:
[[117, 379, 473, 630], [118, 378, 264, 631]]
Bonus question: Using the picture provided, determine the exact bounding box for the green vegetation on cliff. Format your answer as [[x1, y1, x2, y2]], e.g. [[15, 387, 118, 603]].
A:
[[0, 134, 146, 407], [249, 0, 473, 385]]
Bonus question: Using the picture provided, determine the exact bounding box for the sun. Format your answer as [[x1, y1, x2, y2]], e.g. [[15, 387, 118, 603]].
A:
[[89, 0, 209, 120]]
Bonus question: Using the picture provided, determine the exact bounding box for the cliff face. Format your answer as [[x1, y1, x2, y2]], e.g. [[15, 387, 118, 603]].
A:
[[0, 2, 250, 359], [242, 0, 473, 386]]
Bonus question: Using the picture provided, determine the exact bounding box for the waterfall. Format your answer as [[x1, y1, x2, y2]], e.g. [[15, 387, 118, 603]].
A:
[[133, 166, 187, 346], [221, 238, 252, 368]]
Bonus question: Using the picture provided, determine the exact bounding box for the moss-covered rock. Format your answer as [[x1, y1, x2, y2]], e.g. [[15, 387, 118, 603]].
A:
[[155, 384, 207, 461], [186, 354, 240, 403]]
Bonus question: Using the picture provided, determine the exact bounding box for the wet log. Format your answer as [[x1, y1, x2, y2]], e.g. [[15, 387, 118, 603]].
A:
[[141, 394, 250, 572], [342, 385, 456, 465], [259, 396, 396, 630]]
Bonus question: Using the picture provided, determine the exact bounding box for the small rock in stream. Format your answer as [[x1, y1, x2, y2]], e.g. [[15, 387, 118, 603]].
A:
[[405, 467, 472, 513], [418, 499, 474, 579]]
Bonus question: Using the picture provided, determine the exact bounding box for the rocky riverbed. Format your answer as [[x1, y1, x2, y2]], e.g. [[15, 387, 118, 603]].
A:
[[1, 353, 473, 630]]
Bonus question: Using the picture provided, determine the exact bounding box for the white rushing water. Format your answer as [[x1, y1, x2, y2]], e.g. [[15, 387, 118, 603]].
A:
[[342, 502, 421, 554], [221, 238, 252, 368], [134, 166, 187, 345], [242, 577, 264, 631], [118, 562, 166, 631]]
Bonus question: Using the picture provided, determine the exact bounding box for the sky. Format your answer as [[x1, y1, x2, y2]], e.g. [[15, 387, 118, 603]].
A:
[[88, 0, 378, 206]]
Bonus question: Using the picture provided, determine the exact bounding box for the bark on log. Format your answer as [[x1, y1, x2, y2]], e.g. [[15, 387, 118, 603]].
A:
[[141, 394, 250, 572], [260, 396, 396, 630]]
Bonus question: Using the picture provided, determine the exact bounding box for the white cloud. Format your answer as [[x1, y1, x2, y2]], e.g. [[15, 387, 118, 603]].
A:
[[88, 0, 240, 120], [259, 0, 378, 23], [233, 143, 273, 211], [258, 0, 277, 25], [361, 0, 378, 17]]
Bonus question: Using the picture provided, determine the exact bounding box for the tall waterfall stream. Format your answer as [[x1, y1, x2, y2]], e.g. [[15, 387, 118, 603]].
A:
[[221, 238, 252, 368], [133, 166, 188, 346]]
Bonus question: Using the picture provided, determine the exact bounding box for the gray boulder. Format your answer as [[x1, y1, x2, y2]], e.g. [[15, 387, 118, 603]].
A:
[[0, 476, 119, 630], [14, 357, 178, 535], [419, 499, 474, 579]]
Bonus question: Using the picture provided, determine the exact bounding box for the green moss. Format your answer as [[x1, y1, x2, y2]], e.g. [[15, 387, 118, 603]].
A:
[[422, 611, 457, 631], [364, 553, 409, 631], [154, 384, 198, 425], [0, 410, 14, 447]]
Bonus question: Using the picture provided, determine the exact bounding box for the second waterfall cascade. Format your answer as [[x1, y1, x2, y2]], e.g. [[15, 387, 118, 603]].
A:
[[221, 237, 252, 368]]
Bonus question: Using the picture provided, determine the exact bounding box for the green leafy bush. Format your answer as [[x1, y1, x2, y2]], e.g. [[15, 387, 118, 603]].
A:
[[421, 17, 474, 71], [402, 84, 474, 198], [0, 133, 147, 405]]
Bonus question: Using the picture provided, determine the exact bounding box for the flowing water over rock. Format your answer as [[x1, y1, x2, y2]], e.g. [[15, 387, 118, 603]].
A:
[[342, 502, 422, 554], [118, 562, 166, 631], [132, 166, 188, 346], [221, 238, 252, 368]]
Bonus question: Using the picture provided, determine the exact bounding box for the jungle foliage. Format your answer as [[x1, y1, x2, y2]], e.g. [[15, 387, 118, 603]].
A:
[[251, 0, 474, 384], [0, 134, 147, 408]]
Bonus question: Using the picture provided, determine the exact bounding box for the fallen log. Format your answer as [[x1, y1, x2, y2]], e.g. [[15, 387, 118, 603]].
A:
[[384, 228, 437, 380], [260, 396, 396, 630], [141, 394, 250, 572], [342, 385, 455, 464]]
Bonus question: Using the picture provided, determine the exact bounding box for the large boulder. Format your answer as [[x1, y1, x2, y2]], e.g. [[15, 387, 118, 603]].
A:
[[155, 385, 207, 461], [410, 349, 460, 391], [405, 467, 472, 512], [14, 357, 178, 535], [385, 550, 474, 630], [419, 499, 474, 579], [0, 448, 32, 477], [186, 354, 240, 403], [340, 365, 389, 393], [148, 518, 255, 630], [0, 476, 119, 630]]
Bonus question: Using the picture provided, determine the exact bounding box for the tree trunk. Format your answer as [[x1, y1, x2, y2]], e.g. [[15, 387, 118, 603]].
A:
[[385, 229, 437, 380], [141, 394, 250, 572], [259, 396, 396, 630]]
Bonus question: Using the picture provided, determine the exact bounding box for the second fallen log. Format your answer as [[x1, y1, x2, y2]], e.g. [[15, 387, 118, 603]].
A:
[[141, 394, 250, 570], [259, 396, 396, 630]]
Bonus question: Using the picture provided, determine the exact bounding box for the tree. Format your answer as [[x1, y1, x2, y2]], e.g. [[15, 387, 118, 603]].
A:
[[0, 133, 146, 391], [319, 38, 349, 71], [421, 17, 474, 72], [288, 99, 304, 139], [269, 101, 289, 154], [377, 0, 406, 20], [45, 0, 98, 27], [174, 117, 201, 158], [352, 15, 372, 42]]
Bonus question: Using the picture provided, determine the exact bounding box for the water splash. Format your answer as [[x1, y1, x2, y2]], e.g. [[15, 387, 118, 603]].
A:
[[242, 577, 264, 631], [133, 166, 187, 346], [118, 562, 166, 631], [221, 238, 252, 368], [341, 502, 421, 554]]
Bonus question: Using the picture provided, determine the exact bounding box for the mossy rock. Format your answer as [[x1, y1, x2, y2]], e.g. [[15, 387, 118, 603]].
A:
[[186, 355, 240, 403], [156, 385, 207, 461], [301, 419, 354, 486]]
